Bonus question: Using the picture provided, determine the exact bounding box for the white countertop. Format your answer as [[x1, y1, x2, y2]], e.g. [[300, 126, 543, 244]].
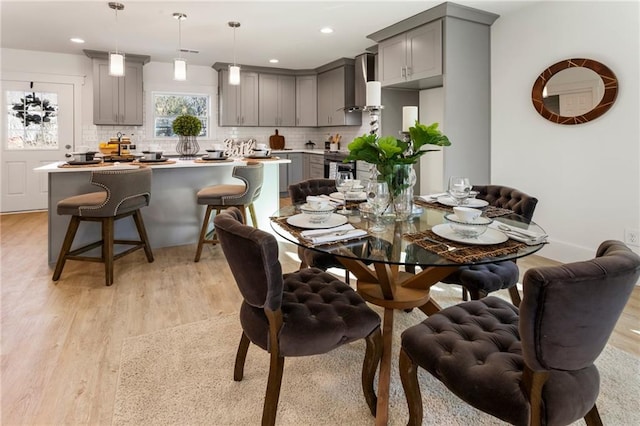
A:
[[34, 157, 291, 173]]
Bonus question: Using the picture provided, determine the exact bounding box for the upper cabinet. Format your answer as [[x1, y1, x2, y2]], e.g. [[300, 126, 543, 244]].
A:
[[378, 20, 442, 87], [317, 61, 361, 127], [85, 50, 149, 126], [296, 75, 317, 127], [219, 69, 259, 126], [259, 74, 296, 127]]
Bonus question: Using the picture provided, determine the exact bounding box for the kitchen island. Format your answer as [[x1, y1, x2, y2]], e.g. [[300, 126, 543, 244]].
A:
[[35, 157, 290, 264]]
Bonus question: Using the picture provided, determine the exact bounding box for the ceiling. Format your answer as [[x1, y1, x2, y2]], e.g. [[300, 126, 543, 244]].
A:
[[1, 1, 534, 70]]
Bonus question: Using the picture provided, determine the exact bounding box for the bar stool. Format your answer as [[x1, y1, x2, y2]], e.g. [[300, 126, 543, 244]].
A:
[[52, 168, 154, 286], [194, 162, 264, 262]]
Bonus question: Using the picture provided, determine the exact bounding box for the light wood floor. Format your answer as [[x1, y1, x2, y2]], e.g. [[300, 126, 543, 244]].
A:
[[1, 210, 639, 424]]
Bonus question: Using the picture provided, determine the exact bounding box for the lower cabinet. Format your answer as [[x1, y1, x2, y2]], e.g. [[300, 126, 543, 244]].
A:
[[304, 153, 324, 180], [279, 153, 304, 196]]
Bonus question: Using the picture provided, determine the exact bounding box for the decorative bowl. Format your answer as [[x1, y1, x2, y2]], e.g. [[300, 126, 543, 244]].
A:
[[444, 214, 493, 239], [299, 203, 336, 223]]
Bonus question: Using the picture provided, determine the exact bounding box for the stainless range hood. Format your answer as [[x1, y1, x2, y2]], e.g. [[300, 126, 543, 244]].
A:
[[345, 53, 376, 112]]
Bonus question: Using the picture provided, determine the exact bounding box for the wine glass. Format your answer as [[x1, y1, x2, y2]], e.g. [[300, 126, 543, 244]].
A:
[[448, 176, 471, 206], [366, 181, 390, 232], [335, 171, 354, 214]]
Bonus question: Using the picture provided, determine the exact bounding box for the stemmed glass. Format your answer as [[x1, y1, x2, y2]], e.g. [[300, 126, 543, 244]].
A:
[[366, 181, 390, 232], [335, 171, 354, 214], [448, 176, 471, 206]]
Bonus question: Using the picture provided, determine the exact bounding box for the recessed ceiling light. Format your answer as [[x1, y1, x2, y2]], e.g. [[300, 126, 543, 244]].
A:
[[70, 38, 85, 44], [320, 27, 333, 34], [269, 59, 279, 64]]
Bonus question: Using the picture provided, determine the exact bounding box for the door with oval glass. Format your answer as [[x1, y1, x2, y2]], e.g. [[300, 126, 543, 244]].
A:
[[1, 80, 74, 212]]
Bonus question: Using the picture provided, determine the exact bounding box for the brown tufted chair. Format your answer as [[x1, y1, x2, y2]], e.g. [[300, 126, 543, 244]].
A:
[[287, 179, 352, 281], [213, 207, 383, 425], [194, 162, 263, 262], [399, 240, 640, 426], [52, 168, 154, 286], [442, 184, 539, 305]]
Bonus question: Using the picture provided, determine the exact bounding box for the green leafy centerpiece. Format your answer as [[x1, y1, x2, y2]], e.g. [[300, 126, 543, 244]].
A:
[[345, 121, 451, 196], [172, 114, 203, 157]]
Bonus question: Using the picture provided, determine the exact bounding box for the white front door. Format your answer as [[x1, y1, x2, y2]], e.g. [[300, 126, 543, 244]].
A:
[[1, 81, 74, 212]]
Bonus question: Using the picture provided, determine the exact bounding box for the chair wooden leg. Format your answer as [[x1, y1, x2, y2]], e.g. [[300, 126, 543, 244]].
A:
[[399, 348, 423, 426], [132, 210, 154, 262], [194, 205, 214, 262], [52, 216, 81, 281], [234, 332, 251, 381], [262, 350, 285, 426], [508, 285, 522, 307], [584, 404, 603, 426], [248, 203, 258, 228], [362, 327, 383, 416], [103, 217, 114, 286]]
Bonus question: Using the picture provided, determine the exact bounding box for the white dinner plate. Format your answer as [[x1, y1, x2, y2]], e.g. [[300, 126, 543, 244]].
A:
[[329, 191, 367, 201], [286, 213, 348, 229], [436, 195, 489, 208], [431, 223, 508, 245]]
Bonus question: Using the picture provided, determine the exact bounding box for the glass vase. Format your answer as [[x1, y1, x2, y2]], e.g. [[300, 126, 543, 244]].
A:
[[386, 164, 416, 221]]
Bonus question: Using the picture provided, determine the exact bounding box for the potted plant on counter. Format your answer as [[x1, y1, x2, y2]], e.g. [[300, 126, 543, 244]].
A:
[[172, 114, 203, 157]]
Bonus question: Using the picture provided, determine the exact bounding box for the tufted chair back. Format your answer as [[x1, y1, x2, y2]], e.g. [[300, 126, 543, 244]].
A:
[[213, 207, 283, 312], [288, 178, 337, 204], [473, 184, 538, 220], [520, 240, 640, 371]]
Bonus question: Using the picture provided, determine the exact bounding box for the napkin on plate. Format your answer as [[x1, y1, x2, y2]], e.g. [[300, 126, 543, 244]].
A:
[[319, 194, 343, 206], [306, 195, 329, 206], [300, 224, 367, 244], [489, 222, 548, 245], [417, 192, 448, 202]]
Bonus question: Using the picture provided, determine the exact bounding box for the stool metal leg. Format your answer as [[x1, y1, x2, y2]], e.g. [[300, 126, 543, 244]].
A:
[[52, 216, 81, 282]]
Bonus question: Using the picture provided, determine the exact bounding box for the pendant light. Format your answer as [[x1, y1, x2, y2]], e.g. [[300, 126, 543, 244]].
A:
[[108, 2, 125, 77], [228, 21, 241, 85], [173, 13, 187, 81]]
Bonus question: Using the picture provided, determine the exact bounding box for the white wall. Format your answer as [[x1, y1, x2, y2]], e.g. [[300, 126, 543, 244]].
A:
[[491, 1, 640, 261]]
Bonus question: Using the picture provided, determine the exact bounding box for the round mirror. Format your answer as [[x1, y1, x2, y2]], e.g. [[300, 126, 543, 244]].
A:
[[531, 58, 618, 125]]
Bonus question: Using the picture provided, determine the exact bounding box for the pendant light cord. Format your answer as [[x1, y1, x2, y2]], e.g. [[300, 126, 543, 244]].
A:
[[233, 26, 237, 66]]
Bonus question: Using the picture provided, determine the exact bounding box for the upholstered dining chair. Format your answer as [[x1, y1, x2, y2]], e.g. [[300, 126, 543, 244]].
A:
[[213, 207, 382, 426], [287, 178, 352, 281], [52, 167, 154, 286], [194, 162, 263, 262], [399, 240, 640, 426]]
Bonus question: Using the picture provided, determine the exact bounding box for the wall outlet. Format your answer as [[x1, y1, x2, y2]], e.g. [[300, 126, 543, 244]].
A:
[[625, 228, 640, 246]]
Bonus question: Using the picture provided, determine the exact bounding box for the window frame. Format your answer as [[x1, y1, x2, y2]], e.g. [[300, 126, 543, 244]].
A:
[[151, 91, 210, 138]]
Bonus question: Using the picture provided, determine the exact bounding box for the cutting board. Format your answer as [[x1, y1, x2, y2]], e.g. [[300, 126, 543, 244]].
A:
[[269, 129, 285, 150]]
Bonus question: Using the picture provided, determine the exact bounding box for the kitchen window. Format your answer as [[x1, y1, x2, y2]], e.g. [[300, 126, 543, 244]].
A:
[[152, 93, 209, 137]]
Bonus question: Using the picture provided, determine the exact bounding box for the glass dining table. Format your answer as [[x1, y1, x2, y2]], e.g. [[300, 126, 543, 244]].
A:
[[270, 201, 546, 425]]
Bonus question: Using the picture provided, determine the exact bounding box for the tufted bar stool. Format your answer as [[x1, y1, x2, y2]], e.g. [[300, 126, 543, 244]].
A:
[[52, 167, 154, 286], [213, 207, 382, 425], [399, 240, 640, 426], [442, 184, 539, 306], [194, 162, 263, 262]]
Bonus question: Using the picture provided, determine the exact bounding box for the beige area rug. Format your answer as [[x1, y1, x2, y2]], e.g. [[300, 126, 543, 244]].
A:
[[113, 286, 640, 425]]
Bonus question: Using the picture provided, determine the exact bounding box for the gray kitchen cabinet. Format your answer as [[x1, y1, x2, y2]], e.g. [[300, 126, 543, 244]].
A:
[[296, 75, 317, 127], [259, 74, 296, 127], [219, 69, 259, 126], [279, 153, 304, 195], [304, 153, 324, 180], [91, 59, 145, 125], [317, 63, 361, 127], [377, 20, 442, 87]]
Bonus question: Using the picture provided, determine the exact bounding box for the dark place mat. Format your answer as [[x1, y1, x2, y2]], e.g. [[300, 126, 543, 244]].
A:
[[403, 229, 525, 263], [413, 199, 514, 218]]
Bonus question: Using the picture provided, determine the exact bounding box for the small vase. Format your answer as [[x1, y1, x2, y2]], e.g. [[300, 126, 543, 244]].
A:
[[386, 164, 416, 221], [176, 135, 200, 158]]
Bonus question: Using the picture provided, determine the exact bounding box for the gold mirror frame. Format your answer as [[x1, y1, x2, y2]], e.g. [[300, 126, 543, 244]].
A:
[[531, 58, 618, 125]]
